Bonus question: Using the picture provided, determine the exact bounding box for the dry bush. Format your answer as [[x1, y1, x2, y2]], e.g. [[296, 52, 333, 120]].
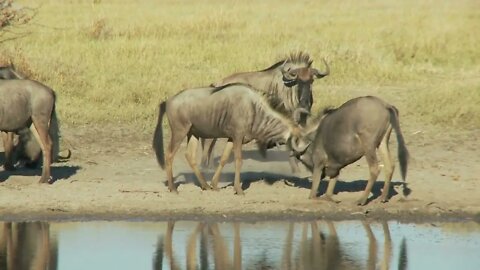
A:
[[0, 0, 36, 42]]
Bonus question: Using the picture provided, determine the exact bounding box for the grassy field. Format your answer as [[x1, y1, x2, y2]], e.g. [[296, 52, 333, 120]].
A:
[[1, 0, 479, 131]]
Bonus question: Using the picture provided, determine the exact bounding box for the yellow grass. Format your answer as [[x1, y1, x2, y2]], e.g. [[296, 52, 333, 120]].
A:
[[1, 0, 479, 130]]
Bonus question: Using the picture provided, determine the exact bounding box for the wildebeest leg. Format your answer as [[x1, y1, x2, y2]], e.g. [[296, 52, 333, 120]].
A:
[[185, 136, 212, 190], [186, 222, 204, 270], [309, 166, 323, 199], [233, 223, 242, 270], [357, 148, 380, 205], [210, 141, 233, 190], [323, 176, 340, 202], [200, 138, 217, 169], [232, 139, 244, 195], [362, 220, 378, 270], [378, 127, 394, 203], [288, 152, 301, 174], [165, 126, 190, 193], [380, 221, 393, 270], [164, 221, 180, 270], [30, 119, 52, 183], [1, 132, 15, 171]]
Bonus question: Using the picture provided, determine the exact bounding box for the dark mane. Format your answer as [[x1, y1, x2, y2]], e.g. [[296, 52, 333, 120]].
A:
[[259, 51, 313, 72], [287, 51, 313, 66], [259, 60, 285, 72], [210, 82, 251, 94]]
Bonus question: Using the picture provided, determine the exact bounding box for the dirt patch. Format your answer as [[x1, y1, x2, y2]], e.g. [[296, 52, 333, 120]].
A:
[[0, 124, 479, 223]]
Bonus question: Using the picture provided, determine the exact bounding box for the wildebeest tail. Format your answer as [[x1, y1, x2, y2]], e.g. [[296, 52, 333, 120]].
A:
[[153, 101, 167, 169], [49, 104, 61, 161], [388, 106, 411, 196]]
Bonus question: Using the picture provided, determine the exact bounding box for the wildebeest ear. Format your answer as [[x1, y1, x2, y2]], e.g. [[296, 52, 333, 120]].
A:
[[256, 142, 268, 159]]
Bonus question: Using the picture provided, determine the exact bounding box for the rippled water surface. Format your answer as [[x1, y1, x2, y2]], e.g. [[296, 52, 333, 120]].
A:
[[0, 220, 479, 270]]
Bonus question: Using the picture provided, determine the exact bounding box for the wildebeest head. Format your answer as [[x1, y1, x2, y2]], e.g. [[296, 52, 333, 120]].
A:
[[281, 58, 330, 113]]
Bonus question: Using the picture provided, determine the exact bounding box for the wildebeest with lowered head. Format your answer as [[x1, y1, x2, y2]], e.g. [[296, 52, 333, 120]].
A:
[[0, 79, 56, 183], [201, 52, 330, 172], [0, 65, 70, 170], [152, 83, 308, 195], [295, 96, 409, 205]]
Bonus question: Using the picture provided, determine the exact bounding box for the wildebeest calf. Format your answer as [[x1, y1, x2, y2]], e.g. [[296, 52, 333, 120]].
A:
[[296, 96, 409, 205], [152, 83, 308, 195]]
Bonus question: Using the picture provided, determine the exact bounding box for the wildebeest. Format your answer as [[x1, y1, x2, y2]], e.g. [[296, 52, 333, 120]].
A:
[[201, 52, 330, 172], [0, 79, 57, 183], [152, 83, 308, 195], [0, 65, 70, 170], [295, 96, 409, 205]]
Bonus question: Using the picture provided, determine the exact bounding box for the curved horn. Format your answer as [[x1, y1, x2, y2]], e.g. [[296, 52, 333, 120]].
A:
[[313, 58, 330, 78], [290, 136, 310, 153]]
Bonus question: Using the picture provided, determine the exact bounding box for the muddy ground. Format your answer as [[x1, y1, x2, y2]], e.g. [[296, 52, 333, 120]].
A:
[[0, 122, 479, 223]]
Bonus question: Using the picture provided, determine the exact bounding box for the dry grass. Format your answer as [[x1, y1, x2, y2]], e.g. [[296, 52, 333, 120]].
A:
[[1, 0, 479, 131]]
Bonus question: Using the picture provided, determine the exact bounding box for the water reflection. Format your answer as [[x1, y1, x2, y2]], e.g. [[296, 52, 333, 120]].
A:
[[0, 222, 57, 270], [0, 220, 478, 270], [154, 220, 402, 270]]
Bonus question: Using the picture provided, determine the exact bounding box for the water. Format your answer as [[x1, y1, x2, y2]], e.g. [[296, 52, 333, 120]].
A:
[[0, 220, 479, 270]]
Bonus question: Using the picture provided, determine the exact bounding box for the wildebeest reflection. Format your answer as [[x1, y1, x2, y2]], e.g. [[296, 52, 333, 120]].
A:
[[153, 220, 407, 270], [0, 222, 57, 270]]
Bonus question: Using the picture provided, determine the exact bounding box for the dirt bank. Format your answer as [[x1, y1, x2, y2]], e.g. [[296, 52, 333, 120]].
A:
[[0, 124, 479, 223]]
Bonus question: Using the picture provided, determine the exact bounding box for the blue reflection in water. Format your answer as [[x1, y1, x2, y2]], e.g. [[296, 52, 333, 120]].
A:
[[0, 220, 479, 270]]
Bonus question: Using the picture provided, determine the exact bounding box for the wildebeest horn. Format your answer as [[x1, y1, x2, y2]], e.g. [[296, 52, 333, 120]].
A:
[[293, 107, 310, 123], [312, 58, 330, 78], [290, 136, 310, 153]]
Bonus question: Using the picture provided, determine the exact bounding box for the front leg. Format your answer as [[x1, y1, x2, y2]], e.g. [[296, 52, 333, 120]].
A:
[[2, 132, 15, 171], [309, 166, 323, 199]]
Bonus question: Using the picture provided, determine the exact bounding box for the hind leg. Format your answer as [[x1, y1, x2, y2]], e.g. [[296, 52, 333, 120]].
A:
[[200, 138, 217, 169], [211, 140, 233, 190], [232, 138, 244, 195], [30, 119, 52, 183], [165, 126, 190, 193], [378, 127, 394, 202], [357, 149, 380, 205], [2, 132, 15, 171], [185, 136, 212, 190]]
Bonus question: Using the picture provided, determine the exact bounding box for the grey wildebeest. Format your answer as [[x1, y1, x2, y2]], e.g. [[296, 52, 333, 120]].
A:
[[201, 52, 330, 172], [0, 65, 70, 170], [0, 78, 57, 183], [152, 83, 308, 195], [295, 96, 409, 205]]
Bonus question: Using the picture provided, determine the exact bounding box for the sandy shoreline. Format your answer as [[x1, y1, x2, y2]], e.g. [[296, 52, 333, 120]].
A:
[[0, 125, 479, 223]]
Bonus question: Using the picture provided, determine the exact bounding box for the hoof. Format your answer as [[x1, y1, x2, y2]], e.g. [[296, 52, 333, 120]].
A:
[[3, 164, 15, 171], [38, 176, 52, 184], [235, 190, 245, 196], [320, 196, 341, 204], [201, 184, 213, 191], [169, 187, 179, 194], [356, 198, 368, 206]]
